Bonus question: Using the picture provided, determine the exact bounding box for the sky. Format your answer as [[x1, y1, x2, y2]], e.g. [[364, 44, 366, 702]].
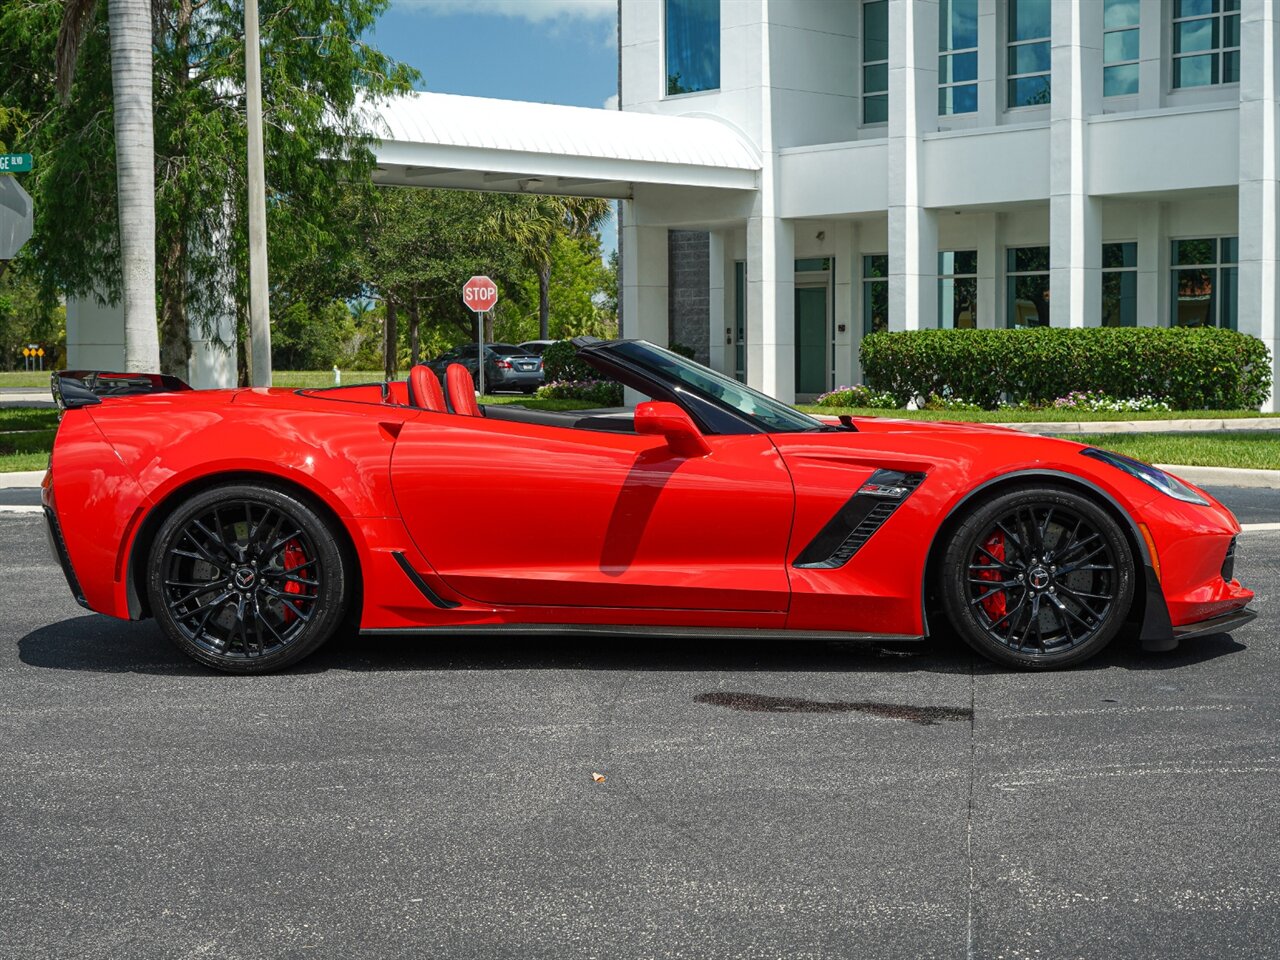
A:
[[372, 0, 622, 253]]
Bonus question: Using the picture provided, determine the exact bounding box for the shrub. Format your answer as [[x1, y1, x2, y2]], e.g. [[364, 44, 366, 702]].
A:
[[1051, 390, 1171, 413], [814, 385, 899, 409], [921, 393, 984, 411], [860, 327, 1272, 410], [668, 341, 697, 360], [541, 339, 597, 383], [535, 379, 624, 406]]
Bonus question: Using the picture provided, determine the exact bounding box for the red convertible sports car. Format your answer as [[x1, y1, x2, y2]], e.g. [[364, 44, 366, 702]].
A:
[[43, 337, 1255, 673]]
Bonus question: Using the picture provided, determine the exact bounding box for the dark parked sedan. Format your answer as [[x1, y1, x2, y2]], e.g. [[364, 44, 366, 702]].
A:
[[426, 343, 543, 394]]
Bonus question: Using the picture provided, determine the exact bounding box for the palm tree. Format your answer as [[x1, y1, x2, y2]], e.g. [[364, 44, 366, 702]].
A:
[[493, 195, 613, 340], [57, 0, 160, 373]]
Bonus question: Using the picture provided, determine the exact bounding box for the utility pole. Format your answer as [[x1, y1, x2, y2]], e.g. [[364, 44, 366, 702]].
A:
[[245, 0, 271, 386]]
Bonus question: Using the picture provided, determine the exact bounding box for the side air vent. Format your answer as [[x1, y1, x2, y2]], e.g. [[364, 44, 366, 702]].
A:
[[1221, 537, 1238, 582], [793, 469, 926, 569]]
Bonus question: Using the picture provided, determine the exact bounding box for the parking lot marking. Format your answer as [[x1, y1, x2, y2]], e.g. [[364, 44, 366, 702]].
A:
[[0, 505, 41, 515], [1241, 523, 1280, 533]]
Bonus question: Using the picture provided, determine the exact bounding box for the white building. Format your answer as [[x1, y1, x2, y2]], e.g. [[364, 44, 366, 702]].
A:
[[611, 0, 1279, 409], [66, 0, 1280, 410]]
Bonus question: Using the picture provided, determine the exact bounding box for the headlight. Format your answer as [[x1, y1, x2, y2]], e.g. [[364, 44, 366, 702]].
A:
[[1081, 448, 1208, 505]]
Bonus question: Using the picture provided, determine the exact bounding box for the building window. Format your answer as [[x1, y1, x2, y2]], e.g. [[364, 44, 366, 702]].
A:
[[863, 255, 889, 335], [665, 0, 720, 95], [1101, 242, 1137, 327], [1006, 246, 1050, 327], [1172, 0, 1240, 89], [863, 0, 889, 124], [1171, 237, 1238, 329], [939, 251, 978, 328], [1007, 0, 1051, 107], [1103, 0, 1140, 96], [939, 0, 979, 115]]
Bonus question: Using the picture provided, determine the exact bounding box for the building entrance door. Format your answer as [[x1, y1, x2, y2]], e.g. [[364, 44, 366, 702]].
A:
[[794, 285, 828, 396]]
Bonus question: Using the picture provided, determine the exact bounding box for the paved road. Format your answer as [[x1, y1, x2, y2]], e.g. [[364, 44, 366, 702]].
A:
[[1, 495, 1276, 959]]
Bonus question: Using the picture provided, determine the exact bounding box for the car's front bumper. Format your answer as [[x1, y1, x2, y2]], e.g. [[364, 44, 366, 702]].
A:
[[1172, 605, 1258, 641]]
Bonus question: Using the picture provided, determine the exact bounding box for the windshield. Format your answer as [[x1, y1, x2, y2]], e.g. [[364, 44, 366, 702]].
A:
[[608, 341, 825, 433]]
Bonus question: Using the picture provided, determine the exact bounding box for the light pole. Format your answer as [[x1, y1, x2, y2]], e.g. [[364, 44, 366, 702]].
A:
[[245, 0, 271, 386]]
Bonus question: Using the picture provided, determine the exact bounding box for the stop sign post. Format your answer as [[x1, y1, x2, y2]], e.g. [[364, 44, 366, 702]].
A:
[[462, 276, 498, 395]]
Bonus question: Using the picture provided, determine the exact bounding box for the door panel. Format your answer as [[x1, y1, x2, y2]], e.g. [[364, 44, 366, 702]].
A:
[[390, 414, 794, 611], [795, 286, 827, 395]]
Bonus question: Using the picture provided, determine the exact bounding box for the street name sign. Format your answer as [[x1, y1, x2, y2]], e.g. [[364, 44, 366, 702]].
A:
[[0, 154, 32, 174]]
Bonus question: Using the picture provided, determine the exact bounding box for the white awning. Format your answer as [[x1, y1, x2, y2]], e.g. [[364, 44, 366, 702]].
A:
[[369, 91, 760, 198]]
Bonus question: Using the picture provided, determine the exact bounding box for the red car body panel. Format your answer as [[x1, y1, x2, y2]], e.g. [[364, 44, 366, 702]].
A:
[[44, 378, 1254, 647]]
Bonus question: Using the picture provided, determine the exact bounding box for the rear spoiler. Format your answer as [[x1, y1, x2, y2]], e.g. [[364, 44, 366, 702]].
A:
[[51, 370, 193, 410]]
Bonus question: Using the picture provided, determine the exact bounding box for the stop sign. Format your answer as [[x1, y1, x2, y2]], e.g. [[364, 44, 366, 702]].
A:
[[462, 275, 498, 313]]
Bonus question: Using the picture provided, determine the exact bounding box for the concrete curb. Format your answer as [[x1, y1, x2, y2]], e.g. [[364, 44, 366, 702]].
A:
[[0, 471, 45, 488], [1156, 464, 1280, 490], [1008, 417, 1280, 435]]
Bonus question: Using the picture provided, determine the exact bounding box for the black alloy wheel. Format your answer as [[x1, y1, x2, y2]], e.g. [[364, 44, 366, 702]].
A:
[[941, 486, 1135, 669], [148, 484, 349, 673]]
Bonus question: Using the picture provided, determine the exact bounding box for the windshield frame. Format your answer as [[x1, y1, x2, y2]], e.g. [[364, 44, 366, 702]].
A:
[[578, 339, 827, 435]]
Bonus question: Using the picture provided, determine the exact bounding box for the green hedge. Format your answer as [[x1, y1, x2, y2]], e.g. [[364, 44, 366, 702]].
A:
[[541, 340, 597, 382], [860, 327, 1272, 410]]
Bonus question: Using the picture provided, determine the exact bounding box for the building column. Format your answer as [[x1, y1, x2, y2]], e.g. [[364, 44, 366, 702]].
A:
[[831, 221, 855, 388], [66, 297, 126, 370], [973, 212, 999, 328], [888, 0, 939, 331], [975, 0, 999, 128], [1238, 0, 1280, 412], [1049, 0, 1102, 328], [746, 215, 795, 401], [619, 206, 669, 347], [1135, 201, 1164, 327], [707, 230, 727, 375]]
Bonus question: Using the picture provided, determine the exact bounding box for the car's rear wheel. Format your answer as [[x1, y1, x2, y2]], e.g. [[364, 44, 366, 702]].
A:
[[940, 486, 1135, 669], [147, 484, 349, 673]]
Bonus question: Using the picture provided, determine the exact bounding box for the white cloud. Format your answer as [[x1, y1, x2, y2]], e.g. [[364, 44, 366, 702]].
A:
[[602, 93, 619, 110], [394, 0, 616, 22]]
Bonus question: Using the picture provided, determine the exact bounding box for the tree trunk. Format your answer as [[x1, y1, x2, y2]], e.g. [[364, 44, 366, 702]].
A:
[[108, 0, 160, 373], [408, 298, 420, 366], [156, 0, 194, 379], [538, 262, 551, 340], [384, 297, 398, 380]]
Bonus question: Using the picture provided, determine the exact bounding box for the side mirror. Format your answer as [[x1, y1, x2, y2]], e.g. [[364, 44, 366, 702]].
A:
[[634, 401, 711, 457]]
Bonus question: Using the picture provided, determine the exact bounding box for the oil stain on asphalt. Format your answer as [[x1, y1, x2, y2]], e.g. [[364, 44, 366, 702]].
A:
[[694, 691, 972, 726]]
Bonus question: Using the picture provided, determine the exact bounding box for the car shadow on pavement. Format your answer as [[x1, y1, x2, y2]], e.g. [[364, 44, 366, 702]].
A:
[[17, 614, 1248, 677]]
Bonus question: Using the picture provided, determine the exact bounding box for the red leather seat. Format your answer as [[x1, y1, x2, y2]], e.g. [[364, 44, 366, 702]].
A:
[[445, 363, 481, 417], [408, 365, 446, 412]]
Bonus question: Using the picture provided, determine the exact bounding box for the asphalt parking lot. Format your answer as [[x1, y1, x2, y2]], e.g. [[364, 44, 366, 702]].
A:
[[1, 486, 1277, 960]]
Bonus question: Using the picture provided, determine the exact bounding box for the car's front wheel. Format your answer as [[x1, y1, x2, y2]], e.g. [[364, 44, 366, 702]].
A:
[[940, 485, 1136, 669], [147, 484, 350, 673]]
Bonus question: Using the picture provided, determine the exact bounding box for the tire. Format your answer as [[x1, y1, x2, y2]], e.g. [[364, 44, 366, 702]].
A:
[[939, 485, 1136, 670], [147, 483, 350, 673]]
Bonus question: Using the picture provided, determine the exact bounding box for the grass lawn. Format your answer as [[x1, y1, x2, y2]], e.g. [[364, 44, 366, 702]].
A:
[[797, 405, 1280, 423], [0, 428, 55, 473], [1075, 432, 1280, 471], [0, 409, 59, 432], [0, 371, 52, 389], [272, 370, 383, 388]]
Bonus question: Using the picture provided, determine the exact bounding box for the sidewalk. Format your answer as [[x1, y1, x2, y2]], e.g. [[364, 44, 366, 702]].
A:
[[1008, 417, 1280, 436]]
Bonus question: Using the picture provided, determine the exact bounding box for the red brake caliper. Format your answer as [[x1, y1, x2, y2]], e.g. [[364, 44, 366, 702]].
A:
[[976, 532, 1007, 621], [280, 539, 306, 624]]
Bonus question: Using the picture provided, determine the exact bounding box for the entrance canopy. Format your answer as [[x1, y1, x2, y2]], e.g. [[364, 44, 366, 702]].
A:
[[369, 91, 760, 199]]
